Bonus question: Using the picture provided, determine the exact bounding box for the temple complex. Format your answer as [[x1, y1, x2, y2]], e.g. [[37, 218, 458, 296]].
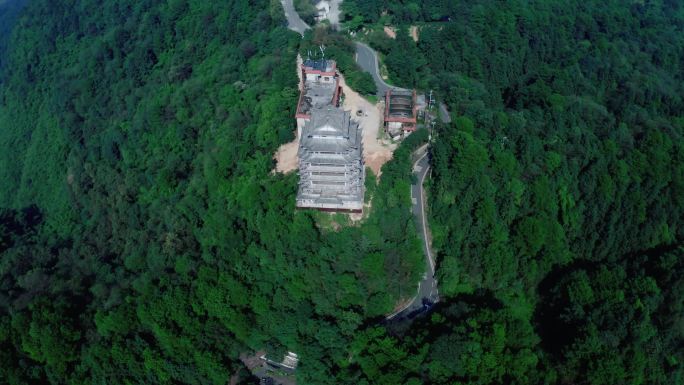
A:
[[295, 59, 364, 213], [384, 89, 417, 139]]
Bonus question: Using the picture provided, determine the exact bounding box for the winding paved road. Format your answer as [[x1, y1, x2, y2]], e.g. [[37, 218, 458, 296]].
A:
[[281, 0, 310, 35], [354, 42, 410, 97], [353, 43, 440, 320], [387, 144, 439, 320]]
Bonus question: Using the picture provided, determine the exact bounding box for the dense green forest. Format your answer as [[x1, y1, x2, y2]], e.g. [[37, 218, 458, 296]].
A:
[[341, 0, 684, 384], [0, 0, 26, 70], [0, 1, 422, 384], [1, 0, 684, 384]]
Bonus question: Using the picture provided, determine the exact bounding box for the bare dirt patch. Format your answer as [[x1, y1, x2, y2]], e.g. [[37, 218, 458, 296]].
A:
[[383, 26, 396, 39], [273, 55, 304, 174], [410, 25, 419, 42], [384, 25, 418, 41], [274, 136, 299, 173], [338, 75, 397, 177]]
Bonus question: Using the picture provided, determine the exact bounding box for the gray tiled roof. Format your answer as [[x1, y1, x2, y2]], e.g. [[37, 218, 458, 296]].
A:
[[300, 107, 361, 154], [299, 82, 336, 115], [296, 61, 364, 211]]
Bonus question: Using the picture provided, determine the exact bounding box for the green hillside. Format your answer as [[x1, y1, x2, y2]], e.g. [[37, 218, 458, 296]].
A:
[[343, 1, 684, 384], [0, 1, 422, 383], [1, 0, 683, 384]]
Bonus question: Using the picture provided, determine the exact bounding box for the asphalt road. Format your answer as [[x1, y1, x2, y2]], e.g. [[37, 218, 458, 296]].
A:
[[281, 0, 310, 35], [354, 42, 411, 97], [386, 144, 439, 320], [355, 42, 452, 126]]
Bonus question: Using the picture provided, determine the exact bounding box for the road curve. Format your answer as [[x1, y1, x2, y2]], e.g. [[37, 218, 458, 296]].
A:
[[386, 144, 439, 320], [354, 42, 408, 97], [281, 0, 310, 35]]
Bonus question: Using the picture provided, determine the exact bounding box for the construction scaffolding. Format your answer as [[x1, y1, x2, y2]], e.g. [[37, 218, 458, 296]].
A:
[[295, 59, 364, 213]]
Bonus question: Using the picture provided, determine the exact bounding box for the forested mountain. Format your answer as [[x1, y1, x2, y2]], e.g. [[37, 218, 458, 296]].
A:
[[1, 0, 683, 384], [0, 1, 422, 383], [341, 0, 684, 384]]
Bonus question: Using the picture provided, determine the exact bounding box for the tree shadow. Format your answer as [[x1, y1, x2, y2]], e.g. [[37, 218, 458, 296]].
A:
[[533, 259, 597, 357], [0, 204, 43, 253], [383, 289, 504, 339]]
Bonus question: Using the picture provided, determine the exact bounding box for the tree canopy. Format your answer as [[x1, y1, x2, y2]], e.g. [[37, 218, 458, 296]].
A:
[[0, 1, 419, 383], [1, 0, 683, 384]]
